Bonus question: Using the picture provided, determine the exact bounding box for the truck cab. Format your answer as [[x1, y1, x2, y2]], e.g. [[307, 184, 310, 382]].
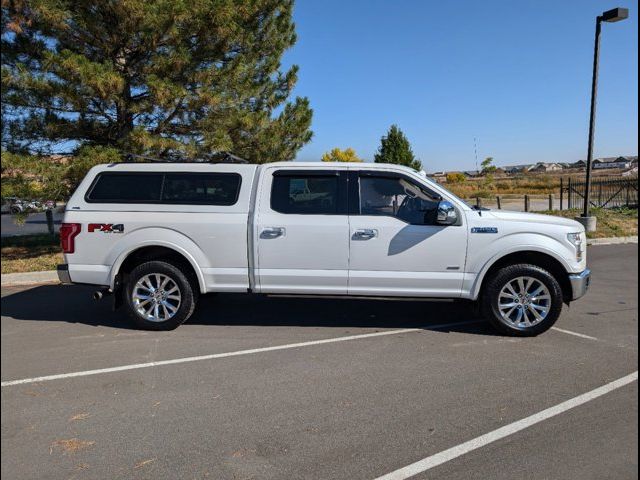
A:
[[58, 161, 590, 336]]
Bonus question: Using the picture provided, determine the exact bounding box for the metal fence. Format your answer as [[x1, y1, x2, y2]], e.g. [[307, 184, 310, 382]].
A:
[[560, 176, 638, 210]]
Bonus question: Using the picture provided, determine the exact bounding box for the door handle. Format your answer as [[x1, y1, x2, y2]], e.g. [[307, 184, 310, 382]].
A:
[[353, 228, 377, 240], [261, 227, 285, 239]]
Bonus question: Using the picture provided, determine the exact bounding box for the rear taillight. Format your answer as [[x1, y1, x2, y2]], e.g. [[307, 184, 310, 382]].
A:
[[60, 223, 81, 254]]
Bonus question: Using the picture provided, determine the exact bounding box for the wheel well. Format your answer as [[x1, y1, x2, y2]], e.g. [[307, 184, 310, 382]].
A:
[[481, 251, 572, 303], [116, 246, 200, 292]]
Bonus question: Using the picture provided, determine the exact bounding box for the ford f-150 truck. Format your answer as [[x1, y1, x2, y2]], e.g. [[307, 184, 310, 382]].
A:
[[57, 161, 590, 335]]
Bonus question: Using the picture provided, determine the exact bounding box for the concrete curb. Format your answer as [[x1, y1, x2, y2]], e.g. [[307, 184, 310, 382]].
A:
[[587, 236, 638, 246], [1, 236, 637, 287], [1, 270, 58, 287]]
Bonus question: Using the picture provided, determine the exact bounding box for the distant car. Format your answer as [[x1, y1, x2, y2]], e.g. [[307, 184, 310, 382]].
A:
[[1, 197, 25, 214], [0, 197, 53, 214]]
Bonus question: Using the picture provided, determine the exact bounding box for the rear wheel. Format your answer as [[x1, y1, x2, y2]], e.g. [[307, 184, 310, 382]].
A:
[[124, 260, 197, 330], [482, 264, 563, 336]]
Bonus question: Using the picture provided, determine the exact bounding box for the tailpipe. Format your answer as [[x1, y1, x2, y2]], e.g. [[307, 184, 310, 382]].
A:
[[93, 288, 111, 301]]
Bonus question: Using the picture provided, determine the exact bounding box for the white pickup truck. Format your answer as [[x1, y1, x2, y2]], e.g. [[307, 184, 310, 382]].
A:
[[57, 161, 590, 335]]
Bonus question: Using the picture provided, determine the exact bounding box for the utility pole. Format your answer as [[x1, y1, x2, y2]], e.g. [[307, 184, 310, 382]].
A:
[[474, 137, 479, 173]]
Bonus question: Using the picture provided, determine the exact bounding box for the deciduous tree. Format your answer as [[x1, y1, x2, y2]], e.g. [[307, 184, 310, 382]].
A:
[[321, 147, 362, 162], [481, 157, 497, 173]]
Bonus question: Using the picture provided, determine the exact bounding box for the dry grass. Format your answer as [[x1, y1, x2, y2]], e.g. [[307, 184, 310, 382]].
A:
[[446, 175, 561, 198], [68, 413, 91, 422], [1, 234, 62, 274], [443, 171, 630, 199], [49, 438, 95, 455], [133, 458, 157, 469], [540, 207, 638, 239]]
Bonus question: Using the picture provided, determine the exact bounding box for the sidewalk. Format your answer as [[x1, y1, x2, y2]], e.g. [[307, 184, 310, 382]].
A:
[[2, 236, 636, 287]]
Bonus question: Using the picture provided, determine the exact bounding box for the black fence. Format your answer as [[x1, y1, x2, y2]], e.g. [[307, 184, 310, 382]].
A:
[[560, 176, 638, 210]]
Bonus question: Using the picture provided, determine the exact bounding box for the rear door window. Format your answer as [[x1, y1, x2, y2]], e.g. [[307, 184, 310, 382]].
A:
[[271, 174, 340, 214]]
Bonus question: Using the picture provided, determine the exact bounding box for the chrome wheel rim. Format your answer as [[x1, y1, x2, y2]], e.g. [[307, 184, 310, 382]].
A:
[[498, 276, 551, 328], [132, 273, 181, 322]]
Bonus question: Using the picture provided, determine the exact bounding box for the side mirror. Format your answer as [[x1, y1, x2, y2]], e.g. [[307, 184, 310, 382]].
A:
[[436, 200, 458, 226]]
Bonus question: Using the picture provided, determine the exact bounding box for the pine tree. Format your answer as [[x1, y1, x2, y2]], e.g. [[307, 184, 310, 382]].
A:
[[1, 0, 312, 163], [374, 125, 421, 170]]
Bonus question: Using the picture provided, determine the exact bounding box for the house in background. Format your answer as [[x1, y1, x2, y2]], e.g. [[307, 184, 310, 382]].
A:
[[527, 162, 563, 173], [430, 171, 447, 182], [593, 156, 635, 170], [503, 164, 533, 175], [569, 160, 587, 169]]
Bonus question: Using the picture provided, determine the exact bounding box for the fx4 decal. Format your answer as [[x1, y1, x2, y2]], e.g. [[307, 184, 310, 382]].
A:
[[88, 223, 124, 233]]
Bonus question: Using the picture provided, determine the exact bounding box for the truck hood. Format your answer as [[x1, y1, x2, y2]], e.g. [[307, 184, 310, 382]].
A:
[[484, 210, 583, 229]]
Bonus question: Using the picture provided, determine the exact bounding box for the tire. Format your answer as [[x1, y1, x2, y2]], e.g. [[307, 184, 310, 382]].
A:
[[124, 260, 197, 330], [482, 264, 563, 337]]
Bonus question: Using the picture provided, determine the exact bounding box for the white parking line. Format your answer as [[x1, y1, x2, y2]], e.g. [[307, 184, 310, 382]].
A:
[[373, 371, 638, 480], [0, 320, 481, 387], [551, 327, 599, 341]]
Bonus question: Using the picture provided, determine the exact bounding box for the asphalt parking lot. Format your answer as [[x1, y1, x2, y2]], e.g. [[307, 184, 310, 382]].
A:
[[1, 244, 637, 479]]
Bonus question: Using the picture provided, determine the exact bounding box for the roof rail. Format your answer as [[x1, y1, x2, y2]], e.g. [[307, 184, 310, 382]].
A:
[[122, 152, 249, 164]]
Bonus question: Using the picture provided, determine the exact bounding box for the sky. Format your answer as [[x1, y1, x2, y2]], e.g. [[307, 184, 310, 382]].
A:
[[282, 0, 639, 171]]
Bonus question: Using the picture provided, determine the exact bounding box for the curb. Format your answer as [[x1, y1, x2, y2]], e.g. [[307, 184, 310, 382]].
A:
[[1, 236, 637, 287], [1, 270, 58, 287], [587, 236, 638, 246]]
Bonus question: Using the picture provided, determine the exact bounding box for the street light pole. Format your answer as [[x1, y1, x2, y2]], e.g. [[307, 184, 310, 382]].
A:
[[582, 17, 602, 219], [580, 7, 629, 228]]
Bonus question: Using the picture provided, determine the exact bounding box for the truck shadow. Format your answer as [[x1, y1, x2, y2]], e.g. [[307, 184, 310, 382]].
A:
[[1, 284, 497, 336]]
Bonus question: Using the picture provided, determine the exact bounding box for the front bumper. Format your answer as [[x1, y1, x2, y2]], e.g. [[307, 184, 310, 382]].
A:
[[57, 264, 72, 284], [568, 269, 591, 301]]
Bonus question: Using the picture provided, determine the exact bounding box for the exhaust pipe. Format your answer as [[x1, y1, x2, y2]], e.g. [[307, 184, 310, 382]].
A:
[[93, 288, 111, 301]]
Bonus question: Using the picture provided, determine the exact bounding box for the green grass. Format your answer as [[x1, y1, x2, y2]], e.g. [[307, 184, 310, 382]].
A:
[[1, 233, 63, 274], [539, 207, 638, 239]]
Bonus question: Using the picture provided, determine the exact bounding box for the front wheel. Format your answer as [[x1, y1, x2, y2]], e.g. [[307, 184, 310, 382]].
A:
[[482, 264, 563, 336], [124, 260, 197, 330]]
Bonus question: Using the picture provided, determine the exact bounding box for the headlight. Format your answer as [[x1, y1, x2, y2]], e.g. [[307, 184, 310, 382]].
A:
[[567, 232, 585, 262]]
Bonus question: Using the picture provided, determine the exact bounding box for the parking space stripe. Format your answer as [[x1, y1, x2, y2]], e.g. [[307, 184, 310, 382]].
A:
[[373, 371, 638, 480], [551, 327, 599, 341], [1, 320, 481, 387]]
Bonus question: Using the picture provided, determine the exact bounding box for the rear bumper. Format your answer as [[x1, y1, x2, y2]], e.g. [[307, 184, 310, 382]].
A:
[[56, 263, 110, 286], [57, 264, 72, 284], [568, 269, 591, 301]]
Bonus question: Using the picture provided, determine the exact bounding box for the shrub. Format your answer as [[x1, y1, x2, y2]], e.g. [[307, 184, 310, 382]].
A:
[[446, 172, 466, 183]]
